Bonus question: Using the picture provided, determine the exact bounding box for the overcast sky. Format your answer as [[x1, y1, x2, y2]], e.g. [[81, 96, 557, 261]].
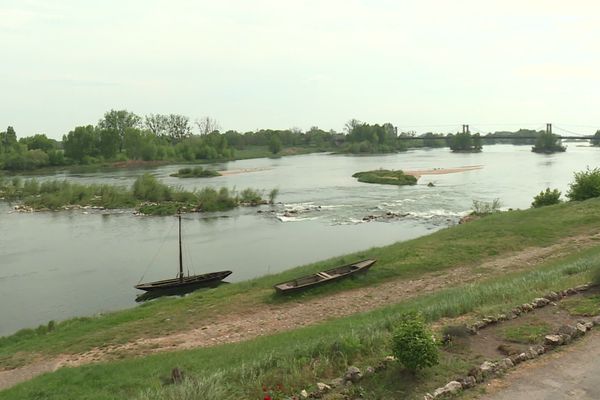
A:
[[1, 0, 599, 139]]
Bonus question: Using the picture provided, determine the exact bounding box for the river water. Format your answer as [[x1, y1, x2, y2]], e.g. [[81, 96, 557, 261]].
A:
[[1, 144, 598, 336]]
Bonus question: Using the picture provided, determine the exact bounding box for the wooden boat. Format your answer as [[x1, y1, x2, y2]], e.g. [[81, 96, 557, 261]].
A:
[[274, 258, 376, 294], [135, 213, 232, 293]]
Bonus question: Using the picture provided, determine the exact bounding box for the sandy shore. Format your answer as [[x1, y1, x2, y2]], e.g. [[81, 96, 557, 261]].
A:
[[218, 167, 271, 176], [404, 165, 483, 179]]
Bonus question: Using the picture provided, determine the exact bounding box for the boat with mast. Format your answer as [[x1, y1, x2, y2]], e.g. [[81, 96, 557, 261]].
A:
[[134, 212, 232, 293]]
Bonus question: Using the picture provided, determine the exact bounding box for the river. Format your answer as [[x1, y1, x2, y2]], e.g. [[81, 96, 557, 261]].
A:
[[0, 143, 596, 336]]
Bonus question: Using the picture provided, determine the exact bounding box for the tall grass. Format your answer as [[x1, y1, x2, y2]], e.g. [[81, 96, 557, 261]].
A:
[[0, 174, 270, 215]]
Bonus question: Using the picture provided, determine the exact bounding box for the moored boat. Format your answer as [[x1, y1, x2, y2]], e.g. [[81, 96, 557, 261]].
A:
[[274, 258, 376, 294], [134, 212, 232, 293], [135, 270, 232, 292]]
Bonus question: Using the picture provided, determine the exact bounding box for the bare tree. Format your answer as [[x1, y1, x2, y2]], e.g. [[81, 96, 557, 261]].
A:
[[166, 114, 192, 141], [344, 118, 362, 135], [144, 114, 169, 137], [195, 117, 221, 135]]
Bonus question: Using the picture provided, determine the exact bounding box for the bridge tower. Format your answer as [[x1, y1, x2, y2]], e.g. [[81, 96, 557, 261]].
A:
[[546, 123, 552, 135], [462, 124, 470, 134]]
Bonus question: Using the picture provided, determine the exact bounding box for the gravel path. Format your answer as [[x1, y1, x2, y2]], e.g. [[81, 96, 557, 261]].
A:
[[479, 330, 600, 400]]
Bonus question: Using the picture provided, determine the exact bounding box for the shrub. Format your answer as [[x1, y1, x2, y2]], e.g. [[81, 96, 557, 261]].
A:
[[132, 173, 171, 201], [471, 198, 502, 215], [567, 168, 600, 201], [268, 188, 279, 204], [531, 188, 562, 208], [392, 312, 439, 373], [239, 188, 263, 205]]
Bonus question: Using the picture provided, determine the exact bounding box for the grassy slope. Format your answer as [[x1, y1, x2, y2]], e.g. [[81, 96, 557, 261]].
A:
[[3, 245, 600, 400], [2, 199, 600, 368]]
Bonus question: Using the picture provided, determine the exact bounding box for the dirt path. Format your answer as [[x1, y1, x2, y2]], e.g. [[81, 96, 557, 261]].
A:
[[2, 232, 599, 391], [478, 330, 600, 400]]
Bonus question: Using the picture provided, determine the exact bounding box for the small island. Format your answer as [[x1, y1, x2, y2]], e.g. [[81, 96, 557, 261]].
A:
[[447, 132, 482, 153], [170, 166, 221, 178], [1, 173, 271, 216], [352, 169, 418, 186], [531, 131, 566, 154]]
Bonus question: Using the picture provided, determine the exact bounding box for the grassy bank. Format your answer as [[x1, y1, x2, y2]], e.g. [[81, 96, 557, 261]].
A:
[[352, 169, 418, 186], [2, 199, 600, 367], [3, 244, 599, 399], [0, 174, 269, 215]]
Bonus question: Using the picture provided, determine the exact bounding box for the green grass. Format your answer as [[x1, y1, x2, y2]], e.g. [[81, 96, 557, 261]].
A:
[[560, 294, 600, 316], [352, 169, 418, 186], [500, 318, 553, 344], [2, 243, 600, 400]]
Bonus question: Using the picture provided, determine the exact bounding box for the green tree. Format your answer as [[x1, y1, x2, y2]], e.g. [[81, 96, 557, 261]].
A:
[[421, 132, 447, 148], [1, 126, 18, 152], [19, 134, 56, 152], [566, 168, 600, 201], [123, 128, 148, 160], [98, 129, 120, 159], [532, 131, 566, 153], [63, 125, 99, 162], [269, 134, 282, 154], [449, 131, 481, 152], [97, 109, 142, 152]]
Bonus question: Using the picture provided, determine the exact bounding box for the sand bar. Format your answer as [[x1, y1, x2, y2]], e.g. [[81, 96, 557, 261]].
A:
[[404, 165, 483, 179], [218, 167, 271, 176]]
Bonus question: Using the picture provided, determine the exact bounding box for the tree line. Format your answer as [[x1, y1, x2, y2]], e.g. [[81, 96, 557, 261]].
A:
[[2, 111, 599, 171]]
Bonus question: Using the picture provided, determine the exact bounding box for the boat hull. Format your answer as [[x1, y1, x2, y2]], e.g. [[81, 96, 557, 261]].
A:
[[273, 259, 376, 294], [135, 270, 232, 292]]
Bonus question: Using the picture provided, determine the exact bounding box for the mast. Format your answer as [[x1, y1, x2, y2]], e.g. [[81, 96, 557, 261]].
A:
[[178, 211, 183, 282]]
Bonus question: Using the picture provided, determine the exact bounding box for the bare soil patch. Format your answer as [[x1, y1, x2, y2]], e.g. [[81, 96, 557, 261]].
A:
[[1, 232, 599, 391]]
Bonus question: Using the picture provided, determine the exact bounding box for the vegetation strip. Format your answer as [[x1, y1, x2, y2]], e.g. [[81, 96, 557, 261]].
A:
[[169, 166, 220, 178], [0, 174, 273, 215]]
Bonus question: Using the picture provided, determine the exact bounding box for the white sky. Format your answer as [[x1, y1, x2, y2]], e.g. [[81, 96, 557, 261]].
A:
[[1, 0, 599, 139]]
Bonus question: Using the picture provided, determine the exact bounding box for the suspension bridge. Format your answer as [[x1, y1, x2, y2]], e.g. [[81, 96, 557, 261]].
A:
[[395, 123, 598, 141]]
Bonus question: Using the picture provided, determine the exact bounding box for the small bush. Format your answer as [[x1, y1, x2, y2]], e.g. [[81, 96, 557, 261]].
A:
[[132, 173, 171, 201], [567, 167, 600, 201], [392, 313, 439, 373], [239, 188, 263, 205], [471, 198, 502, 215], [531, 188, 561, 208], [268, 188, 279, 204]]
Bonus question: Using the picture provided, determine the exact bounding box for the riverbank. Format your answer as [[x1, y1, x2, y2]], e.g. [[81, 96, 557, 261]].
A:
[[2, 199, 600, 398]]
